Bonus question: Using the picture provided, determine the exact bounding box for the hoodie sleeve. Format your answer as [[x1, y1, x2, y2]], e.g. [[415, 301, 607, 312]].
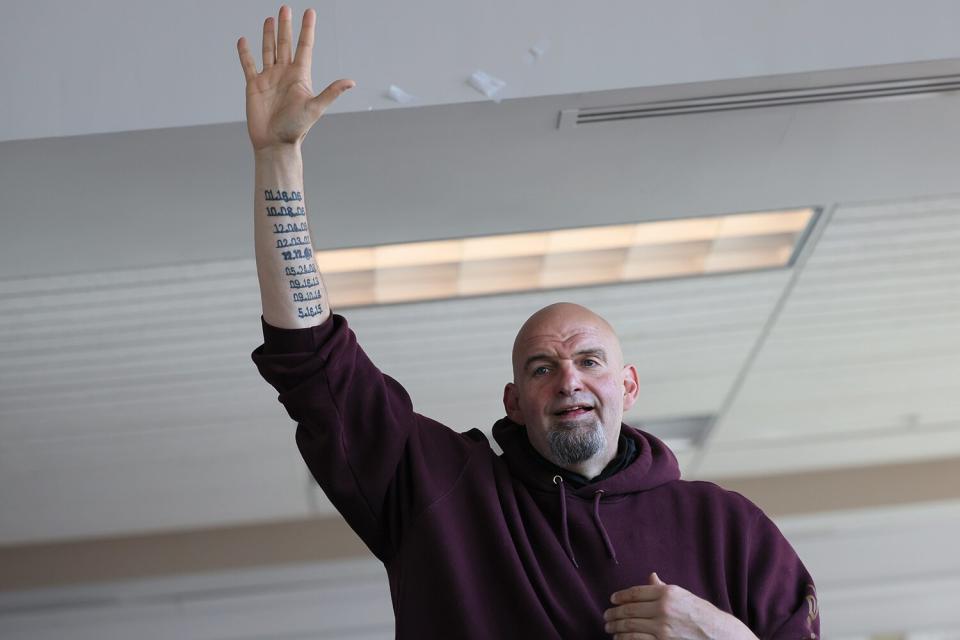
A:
[[250, 314, 476, 562], [744, 509, 820, 640]]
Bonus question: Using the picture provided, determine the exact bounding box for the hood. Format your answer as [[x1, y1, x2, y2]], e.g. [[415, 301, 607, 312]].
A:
[[491, 417, 681, 498]]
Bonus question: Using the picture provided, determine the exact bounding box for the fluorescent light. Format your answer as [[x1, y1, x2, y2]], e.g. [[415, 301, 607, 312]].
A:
[[375, 239, 462, 269], [547, 224, 638, 253], [462, 232, 549, 260], [316, 208, 816, 307]]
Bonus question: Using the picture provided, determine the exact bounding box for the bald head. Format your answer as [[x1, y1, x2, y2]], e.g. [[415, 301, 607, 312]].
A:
[[504, 302, 638, 478], [511, 303, 624, 381]]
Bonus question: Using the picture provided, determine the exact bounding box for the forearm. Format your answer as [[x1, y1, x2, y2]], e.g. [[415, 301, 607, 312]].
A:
[[254, 144, 331, 329]]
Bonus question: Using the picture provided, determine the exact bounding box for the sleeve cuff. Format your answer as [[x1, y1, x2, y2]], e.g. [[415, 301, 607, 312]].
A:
[[260, 314, 340, 355]]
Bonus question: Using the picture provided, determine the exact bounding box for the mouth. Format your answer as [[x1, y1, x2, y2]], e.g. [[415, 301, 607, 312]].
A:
[[553, 404, 594, 418]]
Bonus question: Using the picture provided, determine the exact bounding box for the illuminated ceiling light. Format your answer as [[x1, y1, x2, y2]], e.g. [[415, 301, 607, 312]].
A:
[[462, 231, 550, 260], [315, 208, 817, 307], [316, 246, 376, 274]]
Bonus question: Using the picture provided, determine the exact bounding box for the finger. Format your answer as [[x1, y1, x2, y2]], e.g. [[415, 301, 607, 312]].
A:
[[612, 633, 656, 640], [604, 602, 659, 621], [605, 617, 658, 636], [262, 16, 276, 68], [277, 5, 293, 64], [307, 78, 356, 118], [294, 8, 315, 71], [649, 572, 666, 586], [237, 37, 257, 82], [611, 585, 661, 604]]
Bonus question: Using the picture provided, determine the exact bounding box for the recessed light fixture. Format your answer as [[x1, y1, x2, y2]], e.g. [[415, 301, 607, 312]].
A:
[[316, 208, 817, 307]]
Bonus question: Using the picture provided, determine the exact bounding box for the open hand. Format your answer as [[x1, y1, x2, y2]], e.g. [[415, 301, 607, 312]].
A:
[[604, 573, 758, 639], [236, 5, 354, 151]]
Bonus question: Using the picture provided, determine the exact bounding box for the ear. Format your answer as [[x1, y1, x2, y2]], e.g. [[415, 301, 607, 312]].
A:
[[503, 382, 525, 424], [621, 364, 639, 412]]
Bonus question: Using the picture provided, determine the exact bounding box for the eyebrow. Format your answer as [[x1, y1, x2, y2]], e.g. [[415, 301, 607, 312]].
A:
[[523, 348, 607, 371]]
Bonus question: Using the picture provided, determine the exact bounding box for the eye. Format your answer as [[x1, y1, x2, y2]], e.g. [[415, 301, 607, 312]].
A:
[[532, 366, 550, 377], [581, 358, 598, 367]]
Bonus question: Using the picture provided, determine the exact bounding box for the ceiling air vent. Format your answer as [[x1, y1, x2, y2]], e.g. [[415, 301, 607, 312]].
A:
[[557, 74, 960, 129]]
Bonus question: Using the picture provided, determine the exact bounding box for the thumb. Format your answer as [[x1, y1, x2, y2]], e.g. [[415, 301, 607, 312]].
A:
[[308, 78, 356, 118], [649, 572, 666, 585]]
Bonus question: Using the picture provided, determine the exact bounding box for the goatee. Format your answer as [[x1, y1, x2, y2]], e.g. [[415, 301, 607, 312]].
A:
[[547, 420, 606, 465]]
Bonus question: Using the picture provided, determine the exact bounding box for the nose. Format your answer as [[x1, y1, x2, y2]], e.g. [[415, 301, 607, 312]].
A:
[[556, 362, 582, 396]]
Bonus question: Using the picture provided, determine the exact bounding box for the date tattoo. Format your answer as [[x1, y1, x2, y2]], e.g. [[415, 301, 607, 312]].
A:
[[265, 187, 323, 319]]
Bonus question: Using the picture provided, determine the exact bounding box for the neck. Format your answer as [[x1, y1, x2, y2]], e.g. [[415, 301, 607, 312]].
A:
[[559, 439, 619, 480]]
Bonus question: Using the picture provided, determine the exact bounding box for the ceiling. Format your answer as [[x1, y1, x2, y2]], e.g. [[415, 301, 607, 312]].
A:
[[2, 1, 960, 637], [6, 0, 960, 144]]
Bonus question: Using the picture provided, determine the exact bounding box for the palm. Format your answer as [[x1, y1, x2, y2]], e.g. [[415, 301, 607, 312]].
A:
[[246, 70, 316, 148], [237, 7, 354, 151]]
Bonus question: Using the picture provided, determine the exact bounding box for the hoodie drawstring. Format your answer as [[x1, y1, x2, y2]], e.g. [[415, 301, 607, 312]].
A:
[[552, 475, 579, 569], [592, 489, 619, 565], [553, 477, 619, 568]]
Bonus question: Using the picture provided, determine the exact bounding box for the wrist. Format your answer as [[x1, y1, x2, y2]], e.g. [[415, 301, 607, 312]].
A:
[[721, 615, 758, 640], [254, 142, 303, 163], [702, 601, 757, 640]]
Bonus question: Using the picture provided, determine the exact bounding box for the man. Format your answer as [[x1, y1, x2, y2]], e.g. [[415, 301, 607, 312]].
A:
[[242, 7, 819, 639]]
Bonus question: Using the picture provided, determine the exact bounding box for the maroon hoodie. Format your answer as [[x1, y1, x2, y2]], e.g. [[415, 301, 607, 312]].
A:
[[251, 314, 820, 639]]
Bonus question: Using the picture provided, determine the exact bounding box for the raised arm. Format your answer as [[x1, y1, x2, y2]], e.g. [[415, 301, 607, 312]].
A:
[[237, 5, 354, 329], [243, 8, 479, 564]]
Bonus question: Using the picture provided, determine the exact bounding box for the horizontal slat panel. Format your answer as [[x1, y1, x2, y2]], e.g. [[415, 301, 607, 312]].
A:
[[702, 197, 960, 475]]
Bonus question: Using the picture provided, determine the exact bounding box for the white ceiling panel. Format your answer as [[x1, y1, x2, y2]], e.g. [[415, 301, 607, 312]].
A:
[[779, 500, 960, 636], [0, 559, 393, 640], [0, 416, 313, 545], [7, 0, 960, 142], [698, 197, 960, 476]]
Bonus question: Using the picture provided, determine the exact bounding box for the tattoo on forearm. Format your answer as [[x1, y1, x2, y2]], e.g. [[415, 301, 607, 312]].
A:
[[264, 187, 324, 319], [264, 189, 304, 203]]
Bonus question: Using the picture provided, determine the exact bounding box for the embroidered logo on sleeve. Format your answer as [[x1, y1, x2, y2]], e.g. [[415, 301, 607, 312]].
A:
[[804, 583, 819, 639]]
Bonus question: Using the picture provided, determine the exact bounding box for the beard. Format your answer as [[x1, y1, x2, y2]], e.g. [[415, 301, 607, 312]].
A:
[[547, 417, 607, 465]]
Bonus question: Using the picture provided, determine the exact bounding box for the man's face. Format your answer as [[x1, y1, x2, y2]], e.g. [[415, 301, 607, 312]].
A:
[[504, 304, 639, 472]]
